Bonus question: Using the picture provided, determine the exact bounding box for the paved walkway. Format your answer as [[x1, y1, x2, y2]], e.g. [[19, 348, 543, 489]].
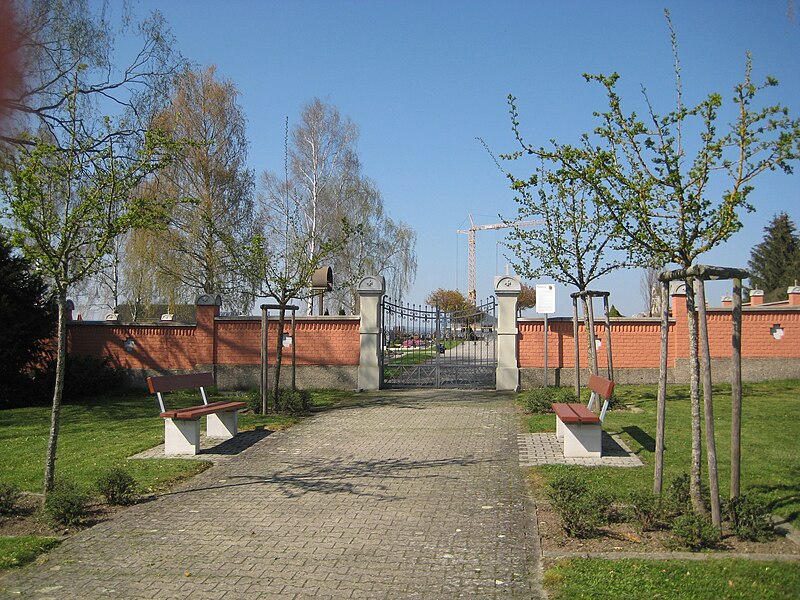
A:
[[0, 390, 542, 599]]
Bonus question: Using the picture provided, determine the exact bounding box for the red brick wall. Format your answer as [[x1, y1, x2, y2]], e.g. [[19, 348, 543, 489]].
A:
[[67, 307, 360, 374], [215, 318, 359, 366], [518, 294, 800, 369]]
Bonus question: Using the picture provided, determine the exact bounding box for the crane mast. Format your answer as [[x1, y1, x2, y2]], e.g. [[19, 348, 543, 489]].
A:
[[457, 214, 543, 301]]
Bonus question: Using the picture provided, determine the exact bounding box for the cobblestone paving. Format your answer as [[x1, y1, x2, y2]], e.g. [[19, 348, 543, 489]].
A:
[[517, 432, 644, 467], [0, 390, 541, 599]]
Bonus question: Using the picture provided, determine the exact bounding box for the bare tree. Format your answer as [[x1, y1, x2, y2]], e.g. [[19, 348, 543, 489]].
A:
[[3, 0, 184, 149], [640, 265, 663, 317], [329, 176, 416, 313], [290, 98, 359, 313]]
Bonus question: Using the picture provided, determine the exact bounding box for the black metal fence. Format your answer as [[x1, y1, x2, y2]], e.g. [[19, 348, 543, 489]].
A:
[[381, 297, 497, 388]]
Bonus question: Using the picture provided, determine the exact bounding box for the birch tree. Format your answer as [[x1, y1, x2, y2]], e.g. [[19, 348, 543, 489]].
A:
[[290, 98, 358, 313], [329, 176, 416, 313]]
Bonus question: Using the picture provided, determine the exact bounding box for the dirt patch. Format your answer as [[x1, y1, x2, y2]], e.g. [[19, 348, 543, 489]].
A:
[[536, 500, 799, 556], [0, 493, 135, 539]]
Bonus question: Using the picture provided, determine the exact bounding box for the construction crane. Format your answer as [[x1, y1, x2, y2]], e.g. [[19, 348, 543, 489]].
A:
[[457, 214, 544, 301]]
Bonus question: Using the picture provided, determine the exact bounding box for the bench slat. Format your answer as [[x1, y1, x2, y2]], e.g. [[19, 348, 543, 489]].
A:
[[552, 403, 581, 423], [587, 374, 614, 399], [553, 402, 600, 424], [568, 403, 601, 423], [160, 401, 247, 420], [147, 372, 215, 394]]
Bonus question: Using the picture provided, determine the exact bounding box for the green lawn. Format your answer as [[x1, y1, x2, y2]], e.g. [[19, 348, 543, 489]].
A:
[[0, 387, 352, 571], [523, 380, 800, 528], [544, 558, 800, 600], [0, 537, 61, 570], [524, 380, 800, 599]]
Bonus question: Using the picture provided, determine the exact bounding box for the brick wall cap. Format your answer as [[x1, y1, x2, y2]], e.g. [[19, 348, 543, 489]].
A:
[[750, 289, 765, 297], [196, 294, 222, 306]]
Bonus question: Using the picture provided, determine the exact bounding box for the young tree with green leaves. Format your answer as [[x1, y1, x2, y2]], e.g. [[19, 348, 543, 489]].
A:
[[0, 90, 180, 493], [505, 11, 800, 520], [499, 155, 628, 373], [246, 166, 354, 409], [748, 212, 799, 302]]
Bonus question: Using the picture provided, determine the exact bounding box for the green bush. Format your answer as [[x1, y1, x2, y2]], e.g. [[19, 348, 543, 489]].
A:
[[96, 467, 138, 506], [627, 490, 662, 532], [43, 479, 90, 526], [276, 388, 311, 415], [547, 470, 612, 538], [0, 482, 22, 515], [725, 494, 775, 542], [243, 387, 263, 413], [244, 388, 310, 415], [521, 387, 577, 414], [670, 511, 721, 551], [664, 472, 691, 516]]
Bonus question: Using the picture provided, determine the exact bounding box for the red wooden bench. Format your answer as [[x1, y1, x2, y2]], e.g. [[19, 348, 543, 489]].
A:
[[147, 372, 247, 455], [553, 374, 615, 458]]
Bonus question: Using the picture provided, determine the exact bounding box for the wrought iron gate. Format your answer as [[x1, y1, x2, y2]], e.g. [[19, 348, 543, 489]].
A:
[[381, 297, 497, 388]]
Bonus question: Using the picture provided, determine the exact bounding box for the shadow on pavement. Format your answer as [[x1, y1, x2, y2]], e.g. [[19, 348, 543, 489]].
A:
[[163, 454, 496, 501]]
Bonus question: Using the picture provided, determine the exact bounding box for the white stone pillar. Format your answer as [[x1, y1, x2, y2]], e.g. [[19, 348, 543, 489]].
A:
[[357, 275, 385, 390], [495, 275, 521, 391]]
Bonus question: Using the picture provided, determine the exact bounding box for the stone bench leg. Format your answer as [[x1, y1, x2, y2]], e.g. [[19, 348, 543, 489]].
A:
[[562, 422, 602, 458], [206, 410, 238, 439], [555, 415, 566, 440], [164, 418, 201, 455]]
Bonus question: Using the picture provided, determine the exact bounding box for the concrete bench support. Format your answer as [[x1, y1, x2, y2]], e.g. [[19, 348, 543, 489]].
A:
[[554, 408, 602, 458]]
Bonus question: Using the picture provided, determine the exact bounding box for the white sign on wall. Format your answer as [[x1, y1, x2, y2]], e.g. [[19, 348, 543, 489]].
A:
[[536, 284, 556, 314]]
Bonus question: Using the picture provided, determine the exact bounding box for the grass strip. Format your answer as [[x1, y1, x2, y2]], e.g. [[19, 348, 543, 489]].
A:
[[0, 536, 61, 570], [544, 557, 800, 600]]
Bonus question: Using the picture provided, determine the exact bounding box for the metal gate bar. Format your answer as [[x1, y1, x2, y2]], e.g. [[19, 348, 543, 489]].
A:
[[381, 297, 496, 389]]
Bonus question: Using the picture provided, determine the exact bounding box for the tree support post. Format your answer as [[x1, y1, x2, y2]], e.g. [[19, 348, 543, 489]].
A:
[[573, 296, 580, 398], [697, 278, 722, 526], [260, 305, 269, 414], [654, 280, 670, 496], [731, 278, 743, 499]]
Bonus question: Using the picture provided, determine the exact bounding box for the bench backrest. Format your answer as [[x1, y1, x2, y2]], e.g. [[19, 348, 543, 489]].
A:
[[146, 372, 214, 412], [586, 373, 615, 422]]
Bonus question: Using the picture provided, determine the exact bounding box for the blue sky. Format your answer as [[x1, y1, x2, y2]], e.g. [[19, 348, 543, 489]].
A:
[[118, 1, 799, 316]]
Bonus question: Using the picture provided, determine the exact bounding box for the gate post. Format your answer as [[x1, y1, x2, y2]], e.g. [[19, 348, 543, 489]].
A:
[[357, 275, 385, 390], [495, 275, 521, 391]]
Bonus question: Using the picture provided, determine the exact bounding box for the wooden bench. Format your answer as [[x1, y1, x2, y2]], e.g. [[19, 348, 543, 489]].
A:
[[553, 374, 615, 458], [147, 373, 247, 456]]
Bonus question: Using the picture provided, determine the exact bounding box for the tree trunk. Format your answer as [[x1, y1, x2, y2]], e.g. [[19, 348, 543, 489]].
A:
[[684, 279, 706, 515], [696, 278, 722, 526], [43, 294, 68, 495]]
